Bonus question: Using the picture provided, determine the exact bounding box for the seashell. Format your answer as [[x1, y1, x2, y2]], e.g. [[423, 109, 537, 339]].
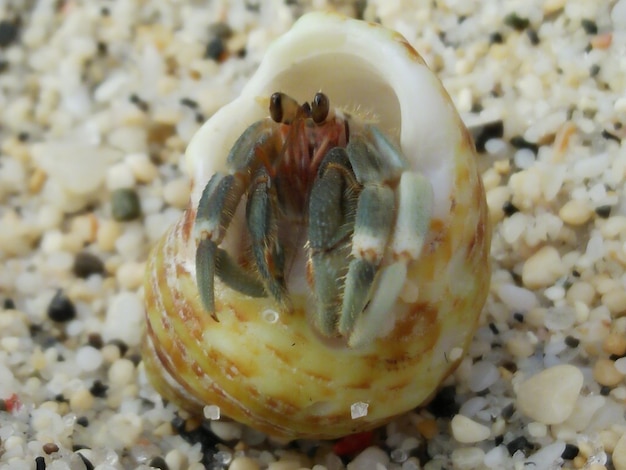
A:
[[143, 12, 491, 440]]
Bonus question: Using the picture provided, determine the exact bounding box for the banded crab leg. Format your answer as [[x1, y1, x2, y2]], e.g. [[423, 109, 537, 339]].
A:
[[194, 120, 279, 318], [246, 166, 291, 311], [347, 171, 433, 347], [307, 147, 358, 335], [338, 125, 434, 346]]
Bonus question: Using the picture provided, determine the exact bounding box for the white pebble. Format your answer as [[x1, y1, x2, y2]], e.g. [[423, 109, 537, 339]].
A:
[[484, 445, 508, 469], [613, 432, 626, 470], [451, 415, 490, 443], [347, 446, 390, 470], [204, 405, 221, 420], [351, 401, 369, 419], [451, 447, 485, 470], [102, 291, 144, 346], [522, 246, 565, 289], [106, 162, 136, 191], [229, 457, 260, 470], [75, 346, 103, 372], [163, 177, 191, 208], [108, 358, 135, 386], [126, 152, 158, 183], [468, 361, 500, 392], [497, 284, 538, 311], [612, 0, 626, 30], [210, 420, 243, 441], [516, 365, 583, 424], [525, 442, 566, 470]]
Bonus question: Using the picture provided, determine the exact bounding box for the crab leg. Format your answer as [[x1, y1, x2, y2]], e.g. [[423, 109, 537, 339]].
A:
[[308, 147, 358, 335], [338, 183, 395, 336], [195, 172, 248, 317], [246, 166, 290, 310], [347, 172, 434, 347]]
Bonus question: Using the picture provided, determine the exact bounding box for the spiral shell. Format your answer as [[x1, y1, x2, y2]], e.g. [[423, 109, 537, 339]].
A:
[[143, 12, 490, 440]]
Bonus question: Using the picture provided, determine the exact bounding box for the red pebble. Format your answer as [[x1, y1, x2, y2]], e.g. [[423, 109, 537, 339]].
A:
[[4, 393, 21, 413], [332, 431, 374, 456]]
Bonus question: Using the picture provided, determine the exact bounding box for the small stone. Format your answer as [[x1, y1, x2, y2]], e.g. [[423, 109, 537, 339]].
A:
[[210, 420, 242, 441], [69, 388, 94, 412], [76, 346, 104, 372], [559, 200, 593, 226], [0, 19, 20, 48], [603, 332, 626, 356], [506, 436, 532, 456], [73, 252, 105, 278], [163, 177, 191, 209], [43, 442, 59, 454], [451, 415, 490, 443], [347, 446, 390, 470], [566, 281, 595, 306], [351, 401, 369, 419], [47, 290, 76, 322], [451, 447, 485, 469], [602, 289, 626, 316], [593, 358, 624, 387], [108, 358, 135, 386], [516, 365, 583, 424], [229, 457, 260, 470], [613, 433, 626, 470], [148, 456, 169, 470], [126, 153, 158, 183], [205, 37, 226, 60], [203, 404, 220, 420], [111, 188, 141, 221], [522, 246, 565, 289], [415, 418, 438, 439]]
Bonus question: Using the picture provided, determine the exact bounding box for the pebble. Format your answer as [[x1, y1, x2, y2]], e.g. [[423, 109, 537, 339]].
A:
[[467, 361, 500, 392], [450, 447, 485, 469], [210, 420, 243, 441], [516, 365, 583, 424], [593, 358, 624, 387], [522, 246, 565, 289], [75, 346, 104, 372], [562, 395, 606, 431], [102, 291, 144, 346], [111, 188, 142, 221], [163, 177, 191, 209], [566, 281, 596, 306], [69, 387, 94, 412], [108, 358, 135, 386], [347, 446, 390, 470], [126, 152, 158, 183], [47, 290, 77, 322], [601, 289, 626, 316], [559, 200, 593, 225], [450, 415, 490, 443], [614, 433, 626, 470], [72, 252, 106, 278], [229, 457, 260, 470]]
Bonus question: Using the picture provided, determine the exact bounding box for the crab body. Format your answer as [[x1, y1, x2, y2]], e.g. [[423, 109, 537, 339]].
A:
[[194, 92, 431, 344], [143, 12, 491, 440]]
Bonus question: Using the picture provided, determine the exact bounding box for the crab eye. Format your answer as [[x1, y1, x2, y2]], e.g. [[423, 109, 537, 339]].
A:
[[311, 92, 330, 124], [269, 92, 300, 124], [269, 92, 284, 123]]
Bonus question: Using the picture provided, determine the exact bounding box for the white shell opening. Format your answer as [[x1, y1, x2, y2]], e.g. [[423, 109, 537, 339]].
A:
[[186, 12, 465, 220]]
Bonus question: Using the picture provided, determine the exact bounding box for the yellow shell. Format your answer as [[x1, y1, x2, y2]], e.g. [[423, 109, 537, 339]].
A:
[[143, 12, 490, 440]]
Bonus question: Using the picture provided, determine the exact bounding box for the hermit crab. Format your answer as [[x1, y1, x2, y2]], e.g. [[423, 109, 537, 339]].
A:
[[143, 12, 490, 440]]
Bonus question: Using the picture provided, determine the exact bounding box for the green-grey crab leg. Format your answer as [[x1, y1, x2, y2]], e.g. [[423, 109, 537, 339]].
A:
[[246, 166, 291, 310], [308, 147, 358, 335], [194, 118, 283, 318], [195, 172, 248, 317], [338, 183, 395, 336]]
